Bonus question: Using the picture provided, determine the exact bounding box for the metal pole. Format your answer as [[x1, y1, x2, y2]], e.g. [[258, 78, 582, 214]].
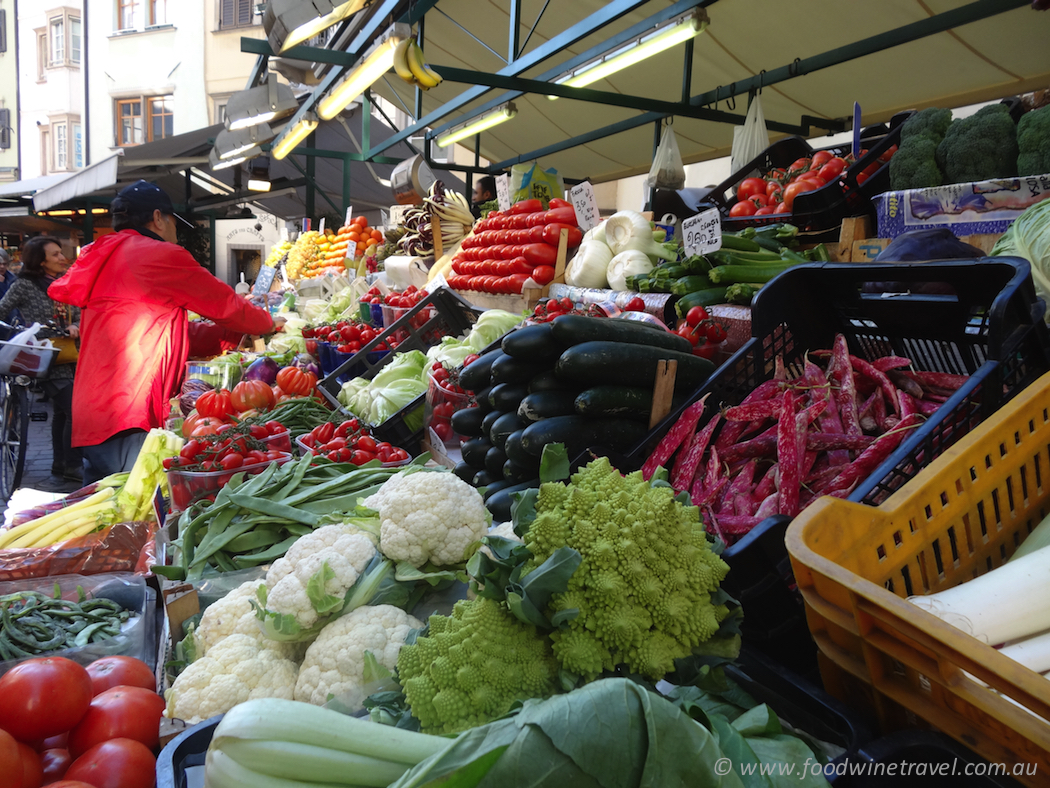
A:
[[305, 133, 316, 220], [82, 198, 93, 242], [508, 0, 521, 61], [414, 16, 425, 121], [343, 154, 352, 212]]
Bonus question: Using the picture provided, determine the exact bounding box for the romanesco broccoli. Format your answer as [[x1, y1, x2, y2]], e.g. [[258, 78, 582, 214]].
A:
[[396, 597, 560, 734], [522, 457, 730, 681], [937, 103, 1018, 184], [1017, 105, 1050, 177]]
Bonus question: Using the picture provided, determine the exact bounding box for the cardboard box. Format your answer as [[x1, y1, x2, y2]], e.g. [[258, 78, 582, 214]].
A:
[[876, 174, 1050, 238]]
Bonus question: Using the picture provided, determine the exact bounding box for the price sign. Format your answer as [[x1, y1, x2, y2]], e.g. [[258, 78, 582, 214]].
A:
[[569, 181, 600, 231], [495, 174, 511, 212], [344, 205, 354, 226], [388, 204, 410, 226], [681, 208, 722, 257], [318, 217, 326, 235], [252, 265, 278, 296]]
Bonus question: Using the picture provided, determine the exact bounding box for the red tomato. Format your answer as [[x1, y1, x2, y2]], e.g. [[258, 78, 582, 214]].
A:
[[195, 389, 235, 420], [810, 150, 834, 168], [350, 450, 374, 465], [754, 206, 776, 215], [16, 743, 42, 788], [736, 177, 766, 202], [0, 729, 19, 788], [38, 733, 68, 751], [219, 453, 244, 470], [85, 657, 155, 696], [729, 200, 757, 217], [747, 193, 769, 209], [189, 417, 228, 438], [40, 749, 71, 783], [782, 181, 815, 212], [675, 324, 700, 347], [355, 435, 377, 453], [624, 296, 646, 312], [774, 202, 788, 214], [530, 265, 555, 286], [0, 657, 93, 742], [685, 305, 709, 326], [788, 157, 811, 173], [68, 687, 165, 758], [64, 739, 155, 788], [43, 783, 95, 788], [693, 342, 718, 360], [818, 157, 847, 182], [230, 380, 276, 413]]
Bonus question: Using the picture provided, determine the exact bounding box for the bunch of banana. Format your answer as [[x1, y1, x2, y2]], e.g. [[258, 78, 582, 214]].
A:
[[393, 39, 443, 90], [423, 181, 475, 250]]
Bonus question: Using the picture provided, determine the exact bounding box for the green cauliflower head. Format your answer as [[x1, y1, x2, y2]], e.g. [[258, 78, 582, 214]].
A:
[[397, 597, 561, 735], [523, 457, 731, 681]]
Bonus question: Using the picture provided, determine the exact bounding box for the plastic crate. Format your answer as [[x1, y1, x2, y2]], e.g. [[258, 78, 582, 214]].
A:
[[785, 370, 1050, 787], [836, 731, 1027, 787], [317, 287, 481, 455], [157, 715, 221, 788], [696, 114, 910, 233], [621, 258, 1050, 676]]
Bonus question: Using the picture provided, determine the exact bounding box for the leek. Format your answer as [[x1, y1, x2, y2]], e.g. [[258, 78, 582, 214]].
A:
[[564, 240, 613, 289], [604, 211, 678, 263]]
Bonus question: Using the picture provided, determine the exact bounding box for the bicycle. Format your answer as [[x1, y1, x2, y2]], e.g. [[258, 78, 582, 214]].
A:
[[0, 323, 59, 500]]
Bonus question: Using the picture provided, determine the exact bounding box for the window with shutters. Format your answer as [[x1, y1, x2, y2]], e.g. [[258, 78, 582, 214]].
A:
[[0, 10, 7, 54], [54, 124, 68, 170], [116, 96, 174, 146], [50, 18, 64, 65], [149, 0, 167, 26], [71, 18, 81, 63], [220, 0, 254, 30], [118, 0, 138, 30], [0, 109, 10, 150]]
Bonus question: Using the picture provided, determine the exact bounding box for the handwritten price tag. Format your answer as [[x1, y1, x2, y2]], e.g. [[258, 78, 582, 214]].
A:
[[495, 174, 511, 212], [569, 181, 600, 231], [344, 205, 354, 226], [681, 208, 722, 257], [252, 265, 277, 296]]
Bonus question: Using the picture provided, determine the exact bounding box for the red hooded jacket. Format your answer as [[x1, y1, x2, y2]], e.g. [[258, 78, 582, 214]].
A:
[[49, 230, 274, 447]]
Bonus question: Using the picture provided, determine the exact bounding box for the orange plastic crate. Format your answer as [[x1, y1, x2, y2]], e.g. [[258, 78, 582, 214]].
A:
[[786, 370, 1050, 786]]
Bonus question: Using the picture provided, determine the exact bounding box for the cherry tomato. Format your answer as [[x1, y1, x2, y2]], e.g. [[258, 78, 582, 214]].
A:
[[433, 422, 454, 443], [0, 657, 93, 742], [693, 342, 718, 360], [685, 305, 709, 327], [219, 453, 244, 470], [355, 435, 378, 453], [68, 687, 165, 758], [810, 149, 834, 168], [64, 739, 155, 788], [729, 200, 757, 217], [624, 296, 646, 312], [675, 324, 700, 347], [179, 439, 202, 461], [40, 748, 71, 784], [350, 450, 374, 465], [84, 656, 155, 696], [557, 297, 573, 312], [754, 206, 777, 215], [789, 157, 811, 173], [736, 177, 766, 202], [818, 157, 847, 182], [705, 322, 729, 343], [747, 193, 769, 209]]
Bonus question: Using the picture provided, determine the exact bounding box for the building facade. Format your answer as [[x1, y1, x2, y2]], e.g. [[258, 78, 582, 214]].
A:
[[16, 0, 84, 180], [0, 0, 18, 182]]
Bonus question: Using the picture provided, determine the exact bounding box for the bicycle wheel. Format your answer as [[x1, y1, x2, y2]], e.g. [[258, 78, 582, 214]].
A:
[[0, 381, 28, 499]]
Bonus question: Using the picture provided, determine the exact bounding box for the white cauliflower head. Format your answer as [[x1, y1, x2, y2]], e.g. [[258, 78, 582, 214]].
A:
[[192, 579, 299, 661], [365, 470, 490, 568], [164, 634, 299, 724], [264, 525, 378, 630], [294, 605, 423, 709]]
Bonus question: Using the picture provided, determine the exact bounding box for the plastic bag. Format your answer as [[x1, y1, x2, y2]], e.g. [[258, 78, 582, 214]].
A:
[[511, 162, 565, 206], [647, 124, 686, 191], [0, 323, 54, 377], [0, 521, 157, 582], [731, 92, 770, 173]]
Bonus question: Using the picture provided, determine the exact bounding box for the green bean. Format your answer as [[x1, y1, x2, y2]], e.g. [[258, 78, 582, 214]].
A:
[[231, 535, 301, 568], [75, 622, 109, 647], [227, 494, 320, 527], [224, 530, 283, 553]]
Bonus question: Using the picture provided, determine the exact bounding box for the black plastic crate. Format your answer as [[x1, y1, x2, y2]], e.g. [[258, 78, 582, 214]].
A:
[[157, 715, 222, 788], [621, 258, 1050, 674], [697, 113, 910, 233], [836, 731, 1026, 787], [317, 287, 482, 456]]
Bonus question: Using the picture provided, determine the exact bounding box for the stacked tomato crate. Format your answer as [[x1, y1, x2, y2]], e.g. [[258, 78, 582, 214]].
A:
[[446, 198, 582, 295]]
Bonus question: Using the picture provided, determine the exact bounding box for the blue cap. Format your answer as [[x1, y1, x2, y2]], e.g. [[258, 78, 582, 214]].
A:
[[112, 180, 193, 226]]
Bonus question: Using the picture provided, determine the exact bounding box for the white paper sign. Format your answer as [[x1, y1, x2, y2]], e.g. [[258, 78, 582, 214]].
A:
[[344, 206, 354, 227], [495, 174, 511, 212], [682, 208, 722, 257], [569, 181, 601, 231], [318, 217, 326, 235], [388, 204, 411, 227]]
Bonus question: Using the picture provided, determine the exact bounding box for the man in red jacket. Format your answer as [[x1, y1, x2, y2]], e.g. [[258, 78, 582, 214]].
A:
[[50, 180, 276, 483]]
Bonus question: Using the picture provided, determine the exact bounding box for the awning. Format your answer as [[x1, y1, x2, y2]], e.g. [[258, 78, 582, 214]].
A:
[[32, 155, 122, 212], [0, 173, 73, 201]]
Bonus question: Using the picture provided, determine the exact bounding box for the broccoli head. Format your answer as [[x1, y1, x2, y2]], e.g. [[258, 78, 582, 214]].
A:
[[900, 107, 953, 145], [1017, 105, 1050, 177], [889, 137, 944, 191], [936, 103, 1019, 184]]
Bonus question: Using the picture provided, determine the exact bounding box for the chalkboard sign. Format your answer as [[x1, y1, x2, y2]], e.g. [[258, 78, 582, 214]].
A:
[[252, 265, 277, 295]]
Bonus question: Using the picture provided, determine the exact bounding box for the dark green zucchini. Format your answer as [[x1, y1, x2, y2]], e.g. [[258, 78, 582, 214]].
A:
[[489, 383, 529, 412], [574, 386, 658, 421], [450, 406, 486, 438], [485, 445, 508, 476], [481, 410, 504, 439], [518, 390, 578, 424], [453, 461, 477, 484], [519, 416, 648, 458], [490, 412, 525, 449], [550, 313, 692, 353], [527, 369, 579, 394], [490, 354, 552, 386], [472, 469, 498, 488], [555, 341, 715, 390], [501, 323, 567, 363], [486, 479, 541, 522], [459, 349, 503, 392], [461, 436, 493, 468], [503, 458, 538, 484], [503, 429, 539, 469], [481, 478, 516, 501]]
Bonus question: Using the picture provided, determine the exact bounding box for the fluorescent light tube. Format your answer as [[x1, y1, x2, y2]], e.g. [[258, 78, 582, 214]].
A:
[[271, 112, 319, 160], [265, 0, 368, 54], [247, 179, 272, 192], [318, 25, 408, 121], [435, 103, 517, 148]]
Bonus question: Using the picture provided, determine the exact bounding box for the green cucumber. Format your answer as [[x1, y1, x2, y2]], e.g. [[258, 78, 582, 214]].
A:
[[670, 275, 712, 296], [575, 386, 660, 422], [485, 446, 509, 476], [674, 287, 730, 318], [555, 341, 715, 390], [489, 383, 529, 412], [459, 349, 503, 392], [461, 437, 493, 468], [550, 313, 691, 353], [490, 413, 525, 449], [501, 323, 566, 362], [490, 355, 551, 385], [486, 479, 541, 522], [518, 390, 578, 423], [450, 406, 486, 438], [708, 263, 794, 285], [519, 416, 648, 458]]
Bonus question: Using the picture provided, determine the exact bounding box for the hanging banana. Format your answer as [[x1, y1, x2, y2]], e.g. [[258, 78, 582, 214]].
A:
[[393, 38, 443, 90]]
